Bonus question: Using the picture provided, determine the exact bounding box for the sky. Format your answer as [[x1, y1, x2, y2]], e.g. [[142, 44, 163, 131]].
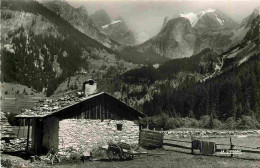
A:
[[67, 0, 260, 42]]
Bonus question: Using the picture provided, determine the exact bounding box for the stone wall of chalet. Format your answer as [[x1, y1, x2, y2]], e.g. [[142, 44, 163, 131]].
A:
[[58, 119, 139, 155]]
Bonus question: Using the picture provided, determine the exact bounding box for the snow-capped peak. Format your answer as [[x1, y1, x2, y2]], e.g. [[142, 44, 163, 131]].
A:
[[101, 20, 122, 29], [205, 8, 215, 13], [180, 8, 215, 27]]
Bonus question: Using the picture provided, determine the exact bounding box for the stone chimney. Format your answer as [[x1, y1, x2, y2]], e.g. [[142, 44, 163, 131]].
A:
[[82, 79, 97, 97]]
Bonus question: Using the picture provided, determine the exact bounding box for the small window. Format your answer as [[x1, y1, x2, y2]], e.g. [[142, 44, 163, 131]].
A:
[[117, 124, 123, 131]]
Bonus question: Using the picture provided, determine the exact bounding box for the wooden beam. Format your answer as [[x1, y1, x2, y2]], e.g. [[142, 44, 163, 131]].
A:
[[95, 100, 98, 119], [88, 104, 90, 119], [101, 95, 104, 121], [26, 119, 31, 152]]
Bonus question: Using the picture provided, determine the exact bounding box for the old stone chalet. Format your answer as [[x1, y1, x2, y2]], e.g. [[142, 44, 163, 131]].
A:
[[16, 80, 145, 155]]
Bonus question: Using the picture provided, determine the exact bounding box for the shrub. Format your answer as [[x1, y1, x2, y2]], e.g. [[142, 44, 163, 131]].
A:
[[236, 115, 260, 129], [179, 117, 199, 128], [90, 146, 106, 159], [63, 146, 82, 163], [165, 117, 176, 130], [224, 117, 236, 129], [199, 115, 210, 128], [151, 113, 169, 129], [212, 119, 223, 129], [1, 159, 12, 168]]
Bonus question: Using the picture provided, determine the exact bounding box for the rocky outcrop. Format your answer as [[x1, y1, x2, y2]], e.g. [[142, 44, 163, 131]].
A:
[[101, 18, 136, 46], [90, 9, 111, 28], [42, 0, 121, 50], [90, 10, 136, 46], [240, 6, 259, 28]]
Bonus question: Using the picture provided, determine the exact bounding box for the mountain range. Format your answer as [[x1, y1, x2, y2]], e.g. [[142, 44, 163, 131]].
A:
[[1, 0, 259, 127], [1, 0, 259, 98], [120, 7, 259, 64], [41, 0, 122, 50]]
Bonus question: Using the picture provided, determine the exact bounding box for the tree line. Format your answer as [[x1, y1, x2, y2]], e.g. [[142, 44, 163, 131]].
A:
[[142, 54, 260, 124]]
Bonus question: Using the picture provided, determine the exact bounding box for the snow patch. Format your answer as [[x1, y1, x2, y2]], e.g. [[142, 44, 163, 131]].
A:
[[101, 20, 122, 29], [180, 12, 198, 27], [215, 14, 224, 25], [180, 8, 215, 27]]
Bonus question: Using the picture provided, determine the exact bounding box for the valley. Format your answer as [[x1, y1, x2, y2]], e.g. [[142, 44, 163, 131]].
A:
[[1, 0, 259, 130]]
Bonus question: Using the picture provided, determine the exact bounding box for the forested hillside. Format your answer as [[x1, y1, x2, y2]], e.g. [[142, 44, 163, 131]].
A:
[[1, 0, 118, 96], [120, 48, 218, 84], [142, 54, 260, 122]]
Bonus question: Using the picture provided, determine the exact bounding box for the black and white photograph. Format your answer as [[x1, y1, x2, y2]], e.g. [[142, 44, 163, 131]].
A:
[[0, 0, 259, 167]]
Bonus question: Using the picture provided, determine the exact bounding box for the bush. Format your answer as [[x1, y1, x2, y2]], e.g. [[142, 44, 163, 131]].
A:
[[151, 113, 169, 129], [236, 115, 260, 129], [224, 117, 236, 129], [165, 117, 176, 130], [179, 117, 199, 128], [1, 159, 12, 168], [63, 146, 82, 163], [212, 119, 223, 129], [199, 115, 210, 128]]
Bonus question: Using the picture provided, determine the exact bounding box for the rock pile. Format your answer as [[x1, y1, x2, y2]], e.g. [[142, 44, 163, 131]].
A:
[[18, 93, 88, 117], [0, 112, 16, 139], [2, 138, 31, 152]]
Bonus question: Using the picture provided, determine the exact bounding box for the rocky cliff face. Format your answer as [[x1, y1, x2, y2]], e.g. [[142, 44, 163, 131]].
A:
[[42, 0, 121, 50], [136, 17, 200, 59], [178, 8, 239, 54], [90, 10, 136, 46], [240, 7, 259, 28], [89, 9, 111, 28], [179, 8, 239, 33], [101, 18, 136, 46]]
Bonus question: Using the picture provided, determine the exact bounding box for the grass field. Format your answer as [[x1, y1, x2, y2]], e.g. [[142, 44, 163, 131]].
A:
[[0, 82, 45, 114], [1, 135, 259, 168], [3, 148, 259, 168], [53, 147, 260, 168], [54, 135, 260, 168]]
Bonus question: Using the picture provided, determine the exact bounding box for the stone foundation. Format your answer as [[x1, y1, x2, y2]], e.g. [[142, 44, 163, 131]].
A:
[[58, 119, 139, 154]]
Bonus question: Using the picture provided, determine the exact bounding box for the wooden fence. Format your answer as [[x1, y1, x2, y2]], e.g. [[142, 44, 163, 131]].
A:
[[162, 136, 260, 157], [139, 129, 164, 148], [139, 128, 260, 157]]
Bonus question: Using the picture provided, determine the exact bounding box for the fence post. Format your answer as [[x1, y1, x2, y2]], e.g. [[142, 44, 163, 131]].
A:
[[191, 134, 194, 154], [161, 128, 163, 147], [230, 137, 233, 158]]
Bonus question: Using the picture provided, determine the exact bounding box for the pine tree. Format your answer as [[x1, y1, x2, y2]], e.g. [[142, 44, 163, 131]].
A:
[[187, 109, 195, 118]]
